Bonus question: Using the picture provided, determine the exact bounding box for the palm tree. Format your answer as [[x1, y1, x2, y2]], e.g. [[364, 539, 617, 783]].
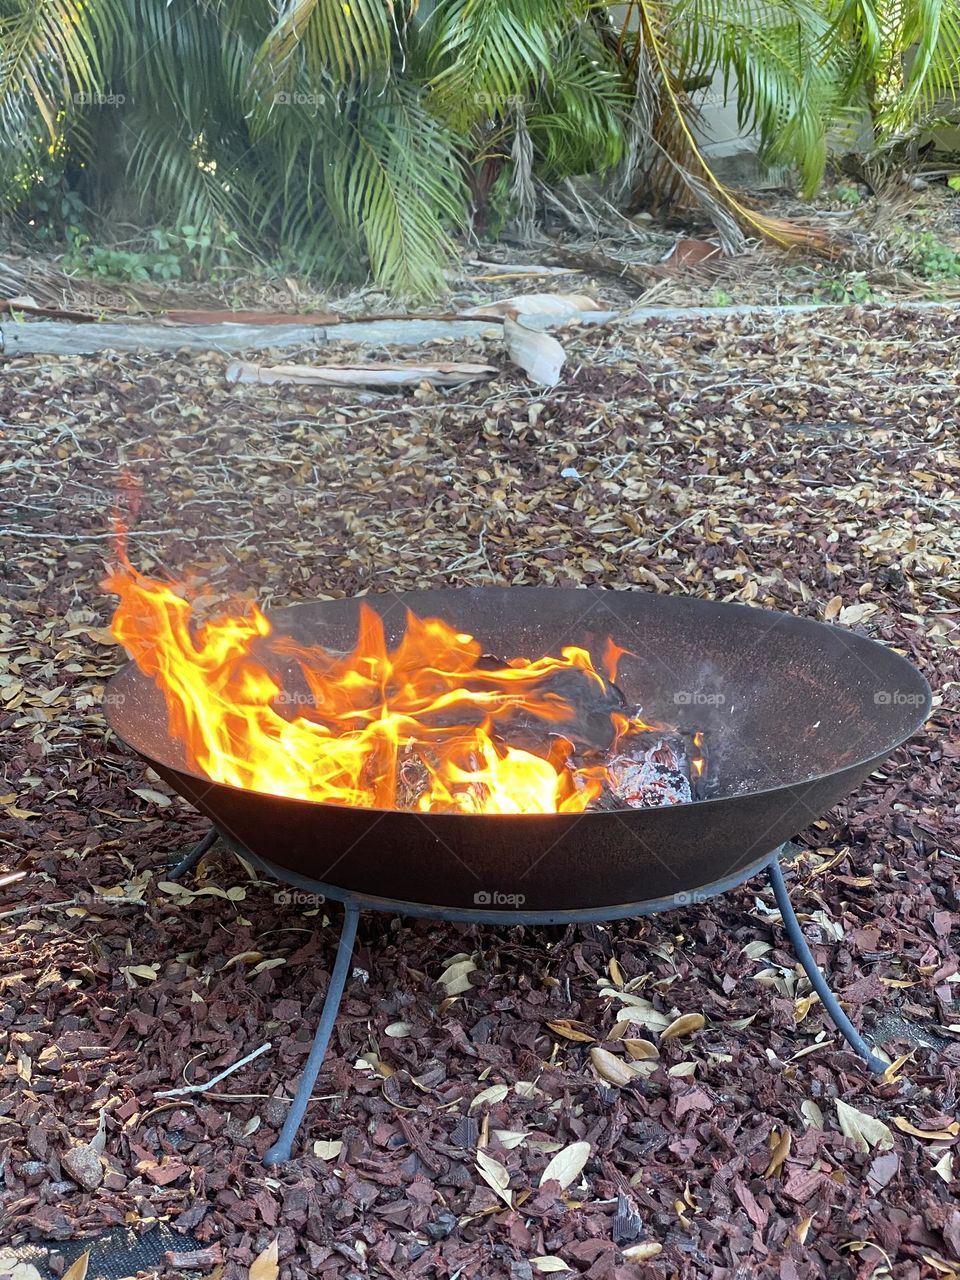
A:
[[0, 0, 958, 295]]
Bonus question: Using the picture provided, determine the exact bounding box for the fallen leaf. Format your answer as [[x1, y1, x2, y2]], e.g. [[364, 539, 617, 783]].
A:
[[882, 1052, 913, 1083], [130, 786, 172, 807], [835, 1099, 894, 1152], [249, 1238, 279, 1280], [313, 1140, 343, 1160], [623, 1038, 659, 1060], [765, 1128, 792, 1177], [546, 1019, 594, 1043], [823, 595, 843, 621], [589, 1046, 635, 1086], [62, 1256, 90, 1280], [838, 601, 878, 627], [384, 1021, 414, 1037], [932, 1150, 954, 1183], [493, 1129, 527, 1150], [539, 1141, 591, 1190], [439, 957, 477, 995], [801, 1100, 824, 1130], [120, 964, 159, 983], [476, 1149, 512, 1207], [661, 1012, 705, 1041], [469, 1084, 510, 1110], [892, 1117, 960, 1141]]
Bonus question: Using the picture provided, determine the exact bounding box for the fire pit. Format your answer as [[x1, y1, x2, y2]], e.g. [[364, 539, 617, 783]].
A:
[[104, 584, 931, 1164]]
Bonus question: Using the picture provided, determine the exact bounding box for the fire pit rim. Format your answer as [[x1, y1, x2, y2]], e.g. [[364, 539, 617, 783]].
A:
[[103, 586, 932, 819]]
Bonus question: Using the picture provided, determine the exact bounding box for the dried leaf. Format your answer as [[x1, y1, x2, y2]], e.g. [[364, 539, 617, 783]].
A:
[[470, 1084, 510, 1110], [823, 595, 843, 621], [546, 1019, 594, 1043], [892, 1117, 960, 1141], [476, 1149, 512, 1206], [623, 1038, 660, 1060], [384, 1021, 414, 1037], [835, 1100, 894, 1152], [661, 1013, 705, 1041], [530, 1257, 572, 1273], [589, 1046, 635, 1087], [882, 1052, 913, 1083], [795, 992, 820, 1023], [838, 601, 878, 627], [313, 1140, 343, 1161], [120, 964, 159, 983], [249, 1238, 279, 1280], [801, 1100, 824, 1130], [539, 1140, 591, 1190], [439, 957, 477, 995], [765, 1127, 792, 1177], [222, 951, 264, 969], [130, 786, 171, 807], [62, 1256, 90, 1280], [493, 1129, 527, 1150]]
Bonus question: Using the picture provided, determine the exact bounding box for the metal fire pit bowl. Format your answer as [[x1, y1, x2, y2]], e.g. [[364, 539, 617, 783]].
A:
[[104, 588, 932, 1163]]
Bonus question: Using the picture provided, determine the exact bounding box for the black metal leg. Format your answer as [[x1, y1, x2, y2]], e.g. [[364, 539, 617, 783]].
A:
[[167, 827, 218, 881], [768, 858, 887, 1072], [263, 903, 360, 1166]]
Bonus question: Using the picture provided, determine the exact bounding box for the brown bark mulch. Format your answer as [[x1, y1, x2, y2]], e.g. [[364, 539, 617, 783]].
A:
[[0, 303, 958, 1280]]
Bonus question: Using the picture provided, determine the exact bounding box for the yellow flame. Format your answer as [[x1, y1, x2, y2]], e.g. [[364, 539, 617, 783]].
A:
[[105, 556, 638, 814]]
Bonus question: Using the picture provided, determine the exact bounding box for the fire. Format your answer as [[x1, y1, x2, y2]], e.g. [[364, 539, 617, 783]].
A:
[[104, 556, 653, 815]]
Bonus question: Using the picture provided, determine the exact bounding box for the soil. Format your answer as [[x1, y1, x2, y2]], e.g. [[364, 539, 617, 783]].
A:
[[0, 301, 958, 1279]]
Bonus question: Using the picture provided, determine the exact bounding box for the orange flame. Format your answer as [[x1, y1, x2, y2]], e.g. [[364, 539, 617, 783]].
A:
[[105, 556, 650, 815]]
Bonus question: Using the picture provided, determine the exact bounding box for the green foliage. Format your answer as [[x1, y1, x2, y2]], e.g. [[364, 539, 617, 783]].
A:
[[812, 269, 874, 301], [909, 231, 960, 280], [1, 0, 959, 294], [948, 174, 960, 191], [830, 183, 863, 204]]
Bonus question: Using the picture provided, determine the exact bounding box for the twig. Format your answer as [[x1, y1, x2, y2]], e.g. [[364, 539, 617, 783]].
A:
[[0, 894, 146, 920], [155, 1042, 272, 1098]]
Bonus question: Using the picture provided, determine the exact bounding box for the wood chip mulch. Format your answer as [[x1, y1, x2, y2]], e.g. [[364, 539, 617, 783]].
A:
[[0, 303, 958, 1280]]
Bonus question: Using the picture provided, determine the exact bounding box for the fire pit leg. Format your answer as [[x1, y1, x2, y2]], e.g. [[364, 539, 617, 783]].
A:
[[167, 827, 218, 881], [767, 860, 887, 1072], [263, 903, 360, 1166]]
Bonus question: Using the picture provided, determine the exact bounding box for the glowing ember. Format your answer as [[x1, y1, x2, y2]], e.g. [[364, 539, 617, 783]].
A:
[[105, 555, 704, 815]]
